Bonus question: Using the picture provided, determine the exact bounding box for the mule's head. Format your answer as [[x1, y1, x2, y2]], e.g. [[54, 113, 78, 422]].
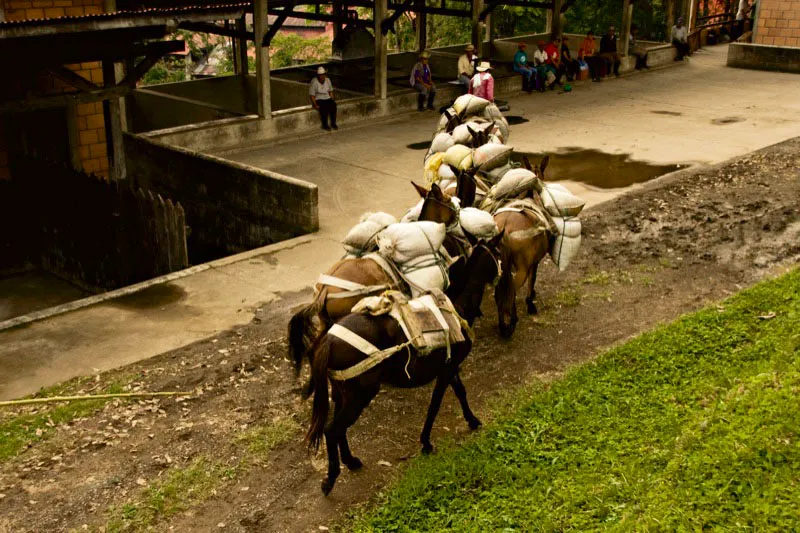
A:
[[417, 183, 459, 228], [455, 230, 504, 326], [455, 169, 477, 208], [443, 109, 462, 133]]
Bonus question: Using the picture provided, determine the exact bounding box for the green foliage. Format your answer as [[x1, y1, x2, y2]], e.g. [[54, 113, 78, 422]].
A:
[[355, 268, 800, 531], [270, 33, 331, 69], [140, 59, 188, 86]]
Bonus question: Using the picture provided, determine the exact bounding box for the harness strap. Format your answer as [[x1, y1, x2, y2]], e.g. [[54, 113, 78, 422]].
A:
[[317, 274, 367, 291], [327, 324, 413, 381], [326, 284, 394, 299]]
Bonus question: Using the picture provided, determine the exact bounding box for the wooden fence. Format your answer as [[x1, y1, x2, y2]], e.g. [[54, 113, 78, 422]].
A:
[[7, 157, 188, 291]]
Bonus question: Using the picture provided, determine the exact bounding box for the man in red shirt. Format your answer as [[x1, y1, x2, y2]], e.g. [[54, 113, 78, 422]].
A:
[[545, 36, 566, 86]]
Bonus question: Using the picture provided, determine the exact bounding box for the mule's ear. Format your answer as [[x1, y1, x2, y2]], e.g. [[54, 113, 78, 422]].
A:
[[429, 182, 445, 199], [540, 155, 550, 177], [467, 125, 477, 138], [411, 181, 428, 198], [488, 229, 504, 250], [522, 155, 532, 171], [464, 231, 478, 247]]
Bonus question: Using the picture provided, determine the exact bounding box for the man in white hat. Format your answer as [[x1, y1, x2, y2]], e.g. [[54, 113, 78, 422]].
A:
[[309, 66, 337, 130], [468, 61, 494, 102], [457, 44, 477, 93], [410, 50, 436, 111]]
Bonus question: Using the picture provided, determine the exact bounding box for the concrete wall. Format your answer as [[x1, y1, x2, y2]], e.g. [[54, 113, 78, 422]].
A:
[[753, 0, 800, 47], [271, 78, 364, 110], [127, 89, 244, 134], [727, 41, 800, 72], [124, 133, 318, 262], [139, 76, 258, 116]]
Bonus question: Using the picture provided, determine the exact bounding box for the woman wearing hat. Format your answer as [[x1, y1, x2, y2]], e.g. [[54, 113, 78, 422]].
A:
[[468, 61, 494, 102], [457, 44, 478, 94], [410, 51, 436, 111], [309, 66, 337, 130]]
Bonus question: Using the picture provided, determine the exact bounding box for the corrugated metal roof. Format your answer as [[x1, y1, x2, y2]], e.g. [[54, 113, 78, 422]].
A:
[[0, 3, 251, 29]]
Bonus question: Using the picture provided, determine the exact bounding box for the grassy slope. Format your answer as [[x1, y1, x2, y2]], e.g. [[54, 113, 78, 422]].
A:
[[356, 268, 800, 531]]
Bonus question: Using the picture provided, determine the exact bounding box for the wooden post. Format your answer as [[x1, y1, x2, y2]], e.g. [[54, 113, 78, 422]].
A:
[[235, 15, 249, 75], [551, 0, 563, 38], [665, 0, 675, 41], [374, 0, 388, 99], [102, 60, 127, 180], [545, 9, 552, 35], [472, 0, 485, 55], [254, 0, 271, 117], [415, 0, 427, 53], [620, 0, 633, 55]]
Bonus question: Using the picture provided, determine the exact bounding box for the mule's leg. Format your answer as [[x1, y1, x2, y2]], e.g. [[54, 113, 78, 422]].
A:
[[337, 384, 379, 471], [526, 262, 540, 315], [321, 413, 342, 495], [420, 375, 452, 454], [451, 372, 481, 430]]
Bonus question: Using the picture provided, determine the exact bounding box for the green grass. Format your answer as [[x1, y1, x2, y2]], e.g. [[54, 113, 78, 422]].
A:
[[354, 268, 800, 531], [554, 287, 582, 307], [0, 381, 126, 463], [238, 417, 300, 460]]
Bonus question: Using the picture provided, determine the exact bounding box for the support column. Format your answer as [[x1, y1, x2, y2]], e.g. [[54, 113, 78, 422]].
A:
[[488, 11, 495, 46], [620, 0, 633, 55], [551, 0, 563, 38], [472, 0, 485, 54], [665, 0, 675, 41], [254, 0, 271, 117], [235, 15, 249, 75], [374, 0, 388, 99], [102, 0, 125, 180], [415, 0, 427, 53], [545, 9, 552, 35]]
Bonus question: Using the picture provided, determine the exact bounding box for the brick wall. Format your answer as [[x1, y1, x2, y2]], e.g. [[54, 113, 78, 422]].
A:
[[0, 0, 110, 179], [753, 0, 800, 47]]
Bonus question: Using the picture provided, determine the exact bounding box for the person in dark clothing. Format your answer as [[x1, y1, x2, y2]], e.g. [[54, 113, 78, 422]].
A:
[[560, 35, 580, 81], [629, 24, 649, 70], [599, 25, 621, 77], [309, 66, 337, 130]]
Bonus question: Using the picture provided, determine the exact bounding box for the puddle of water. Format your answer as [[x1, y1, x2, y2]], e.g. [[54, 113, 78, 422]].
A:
[[512, 148, 684, 189], [652, 110, 683, 116], [406, 141, 431, 150], [110, 283, 187, 309], [712, 116, 745, 125]]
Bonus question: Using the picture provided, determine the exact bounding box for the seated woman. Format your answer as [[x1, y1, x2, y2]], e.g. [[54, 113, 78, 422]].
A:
[[578, 30, 606, 82], [468, 61, 494, 102]]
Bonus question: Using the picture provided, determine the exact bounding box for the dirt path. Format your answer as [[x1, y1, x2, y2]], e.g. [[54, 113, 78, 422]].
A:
[[1, 139, 798, 533]]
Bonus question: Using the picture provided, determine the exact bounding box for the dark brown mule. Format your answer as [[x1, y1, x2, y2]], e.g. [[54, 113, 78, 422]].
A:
[[492, 156, 552, 338], [305, 233, 503, 495], [288, 183, 468, 390]]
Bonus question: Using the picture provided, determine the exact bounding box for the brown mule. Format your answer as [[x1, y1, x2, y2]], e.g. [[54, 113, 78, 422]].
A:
[[305, 234, 503, 495], [492, 156, 552, 338], [288, 182, 464, 386]]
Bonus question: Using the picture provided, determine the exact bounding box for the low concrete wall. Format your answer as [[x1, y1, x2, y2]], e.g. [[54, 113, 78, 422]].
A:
[[140, 76, 258, 115], [127, 89, 244, 134], [145, 74, 522, 153], [124, 133, 318, 262], [727, 42, 800, 73], [271, 78, 365, 110]]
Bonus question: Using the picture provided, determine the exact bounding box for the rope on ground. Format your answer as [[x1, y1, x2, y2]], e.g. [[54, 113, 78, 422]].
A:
[[0, 391, 191, 407]]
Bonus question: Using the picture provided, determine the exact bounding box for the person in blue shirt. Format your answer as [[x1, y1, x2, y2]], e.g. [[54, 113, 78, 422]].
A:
[[410, 51, 437, 111], [513, 43, 534, 93]]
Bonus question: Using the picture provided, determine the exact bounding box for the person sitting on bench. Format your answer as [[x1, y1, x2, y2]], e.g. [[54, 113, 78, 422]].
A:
[[671, 17, 690, 60], [513, 42, 535, 93], [410, 51, 437, 111], [579, 31, 606, 82], [599, 25, 621, 77], [560, 35, 580, 81], [457, 44, 477, 94], [468, 61, 494, 102]]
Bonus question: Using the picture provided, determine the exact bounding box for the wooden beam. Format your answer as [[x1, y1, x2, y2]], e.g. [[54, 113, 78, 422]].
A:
[[47, 67, 99, 92], [178, 21, 254, 40], [382, 0, 414, 35], [267, 8, 372, 25], [551, 0, 563, 37], [0, 85, 131, 113], [235, 15, 249, 75], [255, 0, 272, 117], [375, 0, 388, 99], [620, 0, 633, 55], [264, 2, 296, 45]]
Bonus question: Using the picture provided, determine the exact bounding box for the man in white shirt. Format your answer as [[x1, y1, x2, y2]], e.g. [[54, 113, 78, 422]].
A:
[[309, 66, 337, 130], [457, 44, 477, 94], [671, 17, 690, 61], [532, 40, 552, 92]]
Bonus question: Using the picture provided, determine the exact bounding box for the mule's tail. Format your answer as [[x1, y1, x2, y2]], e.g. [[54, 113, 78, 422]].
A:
[[304, 337, 331, 452], [288, 289, 327, 373]]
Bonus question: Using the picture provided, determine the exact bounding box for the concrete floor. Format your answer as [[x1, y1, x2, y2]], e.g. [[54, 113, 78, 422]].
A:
[[2, 44, 799, 400], [0, 271, 88, 322]]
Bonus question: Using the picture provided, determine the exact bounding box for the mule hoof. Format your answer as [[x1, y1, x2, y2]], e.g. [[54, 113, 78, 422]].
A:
[[344, 456, 363, 471], [321, 476, 336, 496], [421, 443, 434, 455], [468, 417, 482, 430], [526, 300, 538, 315], [498, 324, 514, 339]]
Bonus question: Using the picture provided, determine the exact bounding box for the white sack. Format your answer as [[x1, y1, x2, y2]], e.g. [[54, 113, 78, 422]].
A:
[[401, 254, 449, 297], [541, 183, 586, 217], [443, 144, 474, 171], [361, 211, 398, 227], [453, 94, 491, 116], [451, 122, 482, 145], [343, 220, 384, 254], [473, 143, 513, 171], [438, 163, 456, 180], [436, 107, 458, 132], [430, 132, 455, 154], [401, 200, 424, 223], [549, 217, 582, 271], [481, 163, 511, 184], [378, 221, 447, 264], [488, 168, 540, 199], [459, 207, 498, 239], [481, 104, 509, 140]]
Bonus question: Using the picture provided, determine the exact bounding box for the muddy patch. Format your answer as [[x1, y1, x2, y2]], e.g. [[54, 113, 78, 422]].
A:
[[109, 283, 187, 309], [513, 148, 684, 189]]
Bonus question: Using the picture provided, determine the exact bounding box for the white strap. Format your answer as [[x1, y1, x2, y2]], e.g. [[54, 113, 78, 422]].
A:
[[317, 274, 366, 291], [328, 324, 380, 355]]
